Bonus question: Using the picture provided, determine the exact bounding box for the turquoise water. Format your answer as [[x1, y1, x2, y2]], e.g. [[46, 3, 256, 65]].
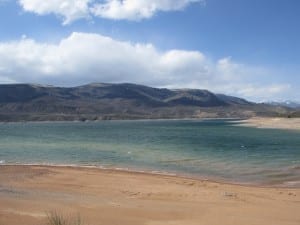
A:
[[0, 119, 299, 186]]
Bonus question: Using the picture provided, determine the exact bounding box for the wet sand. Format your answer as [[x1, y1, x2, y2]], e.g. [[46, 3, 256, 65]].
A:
[[0, 165, 299, 225], [236, 117, 300, 130]]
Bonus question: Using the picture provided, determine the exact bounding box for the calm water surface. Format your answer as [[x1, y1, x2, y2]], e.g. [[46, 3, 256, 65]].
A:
[[0, 119, 299, 186]]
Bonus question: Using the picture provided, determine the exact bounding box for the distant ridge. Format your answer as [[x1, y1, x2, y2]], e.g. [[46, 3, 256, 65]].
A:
[[266, 101, 300, 109], [0, 83, 296, 121]]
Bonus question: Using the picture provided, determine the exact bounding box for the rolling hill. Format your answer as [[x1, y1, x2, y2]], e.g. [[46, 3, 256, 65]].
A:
[[0, 83, 295, 121]]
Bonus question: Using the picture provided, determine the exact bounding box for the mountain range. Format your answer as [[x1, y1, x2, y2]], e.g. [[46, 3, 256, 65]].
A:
[[0, 83, 297, 122], [266, 101, 300, 109]]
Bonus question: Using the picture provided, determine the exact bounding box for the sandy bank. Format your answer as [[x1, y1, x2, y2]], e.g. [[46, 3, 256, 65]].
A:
[[235, 117, 300, 130], [0, 165, 299, 225]]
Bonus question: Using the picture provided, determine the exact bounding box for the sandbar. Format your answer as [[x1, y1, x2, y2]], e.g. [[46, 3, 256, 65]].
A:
[[235, 117, 300, 130]]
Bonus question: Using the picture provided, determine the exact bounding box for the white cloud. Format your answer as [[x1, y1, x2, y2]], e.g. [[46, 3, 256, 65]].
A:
[[0, 32, 292, 101], [236, 84, 291, 100], [91, 0, 202, 20], [0, 75, 15, 83], [19, 0, 92, 25], [18, 0, 202, 24]]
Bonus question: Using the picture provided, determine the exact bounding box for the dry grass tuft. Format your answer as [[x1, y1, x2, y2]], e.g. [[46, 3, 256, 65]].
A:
[[46, 211, 83, 225]]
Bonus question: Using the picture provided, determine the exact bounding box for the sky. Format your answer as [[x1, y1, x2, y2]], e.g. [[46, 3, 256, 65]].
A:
[[0, 0, 299, 102]]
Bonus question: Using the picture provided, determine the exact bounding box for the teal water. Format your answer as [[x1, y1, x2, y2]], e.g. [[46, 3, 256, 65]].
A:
[[0, 119, 299, 186]]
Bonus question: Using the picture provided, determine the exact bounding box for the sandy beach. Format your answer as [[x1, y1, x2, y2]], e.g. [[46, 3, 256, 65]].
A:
[[0, 165, 299, 225], [235, 117, 300, 130]]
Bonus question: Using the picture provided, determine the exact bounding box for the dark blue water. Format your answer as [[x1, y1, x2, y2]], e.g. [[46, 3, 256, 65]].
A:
[[0, 119, 299, 186]]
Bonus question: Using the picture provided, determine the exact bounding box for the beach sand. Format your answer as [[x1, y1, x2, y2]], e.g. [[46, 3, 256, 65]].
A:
[[0, 165, 299, 225], [236, 117, 300, 130]]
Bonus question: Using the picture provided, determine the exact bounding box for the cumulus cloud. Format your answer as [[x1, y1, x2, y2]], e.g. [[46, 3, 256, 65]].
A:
[[18, 0, 202, 24], [91, 0, 202, 20], [19, 0, 92, 25], [0, 32, 292, 101]]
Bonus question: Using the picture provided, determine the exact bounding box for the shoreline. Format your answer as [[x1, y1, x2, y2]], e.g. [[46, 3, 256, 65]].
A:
[[1, 117, 300, 131], [1, 165, 299, 225], [1, 163, 299, 189], [0, 117, 243, 124]]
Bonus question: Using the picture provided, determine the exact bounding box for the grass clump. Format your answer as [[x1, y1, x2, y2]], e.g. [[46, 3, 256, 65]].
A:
[[46, 211, 83, 225]]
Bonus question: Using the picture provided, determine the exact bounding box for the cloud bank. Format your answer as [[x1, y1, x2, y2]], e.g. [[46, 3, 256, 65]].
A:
[[19, 0, 202, 24], [0, 32, 291, 101]]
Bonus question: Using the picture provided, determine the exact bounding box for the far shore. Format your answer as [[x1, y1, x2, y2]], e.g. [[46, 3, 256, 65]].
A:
[[0, 165, 299, 225]]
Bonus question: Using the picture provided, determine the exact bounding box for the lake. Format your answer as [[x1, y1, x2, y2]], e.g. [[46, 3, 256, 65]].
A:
[[0, 119, 299, 186]]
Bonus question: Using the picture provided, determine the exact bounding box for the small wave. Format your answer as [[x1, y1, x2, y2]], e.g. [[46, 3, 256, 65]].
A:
[[0, 160, 5, 164], [289, 165, 300, 171], [283, 180, 300, 187], [160, 158, 200, 163]]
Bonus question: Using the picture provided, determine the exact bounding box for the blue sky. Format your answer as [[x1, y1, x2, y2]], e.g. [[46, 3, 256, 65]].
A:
[[0, 0, 299, 101]]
